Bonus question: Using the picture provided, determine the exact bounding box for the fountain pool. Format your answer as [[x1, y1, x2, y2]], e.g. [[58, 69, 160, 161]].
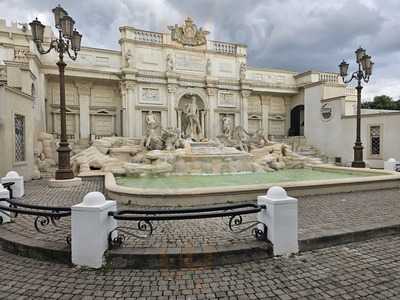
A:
[[105, 165, 400, 207]]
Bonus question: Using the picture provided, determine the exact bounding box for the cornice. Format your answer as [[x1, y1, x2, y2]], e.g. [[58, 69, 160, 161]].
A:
[[5, 85, 33, 101], [247, 66, 297, 74], [41, 65, 121, 80]]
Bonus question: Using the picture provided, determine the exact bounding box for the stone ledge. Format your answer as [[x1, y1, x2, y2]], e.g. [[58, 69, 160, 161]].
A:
[[48, 177, 82, 188]]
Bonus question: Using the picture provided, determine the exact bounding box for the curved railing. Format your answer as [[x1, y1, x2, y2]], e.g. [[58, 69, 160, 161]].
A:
[[108, 203, 268, 249], [0, 184, 71, 244]]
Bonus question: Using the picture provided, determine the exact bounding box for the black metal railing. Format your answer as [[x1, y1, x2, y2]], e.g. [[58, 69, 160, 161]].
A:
[[108, 203, 268, 249], [0, 196, 71, 245]]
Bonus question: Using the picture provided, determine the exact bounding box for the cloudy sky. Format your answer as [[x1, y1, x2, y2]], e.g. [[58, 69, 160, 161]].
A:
[[1, 0, 399, 100]]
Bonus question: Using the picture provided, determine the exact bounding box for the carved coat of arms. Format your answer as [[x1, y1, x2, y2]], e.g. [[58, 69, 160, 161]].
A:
[[168, 17, 209, 46]]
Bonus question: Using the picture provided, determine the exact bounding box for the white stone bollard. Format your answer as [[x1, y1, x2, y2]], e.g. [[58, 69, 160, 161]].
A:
[[257, 186, 298, 256], [71, 192, 117, 268], [1, 171, 24, 198], [384, 158, 397, 171], [0, 184, 11, 224]]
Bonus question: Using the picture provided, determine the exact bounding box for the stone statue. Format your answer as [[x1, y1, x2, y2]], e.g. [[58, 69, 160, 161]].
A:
[[248, 129, 270, 149], [125, 49, 133, 68], [206, 59, 212, 76], [166, 54, 174, 72], [232, 126, 249, 152], [183, 96, 202, 140], [144, 111, 161, 150], [240, 62, 247, 80], [161, 127, 185, 151], [222, 116, 233, 138]]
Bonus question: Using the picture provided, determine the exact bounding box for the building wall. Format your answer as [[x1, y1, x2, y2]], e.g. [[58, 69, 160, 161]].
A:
[[0, 86, 35, 179], [303, 85, 400, 168], [45, 79, 121, 141]]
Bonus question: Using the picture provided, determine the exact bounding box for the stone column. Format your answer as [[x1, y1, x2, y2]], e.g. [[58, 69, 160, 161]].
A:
[[177, 110, 182, 132], [71, 192, 117, 269], [75, 81, 92, 142], [240, 90, 251, 131], [120, 82, 128, 137], [257, 186, 298, 256], [125, 81, 137, 137], [200, 111, 206, 137], [167, 85, 177, 128], [283, 96, 290, 136], [207, 88, 217, 139], [113, 86, 122, 136], [261, 96, 271, 136]]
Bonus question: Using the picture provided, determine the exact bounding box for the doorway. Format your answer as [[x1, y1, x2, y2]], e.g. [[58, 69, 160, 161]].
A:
[[288, 105, 304, 136]]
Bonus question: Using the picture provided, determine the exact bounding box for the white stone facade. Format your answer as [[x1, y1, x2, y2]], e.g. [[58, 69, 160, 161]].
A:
[[0, 17, 399, 179]]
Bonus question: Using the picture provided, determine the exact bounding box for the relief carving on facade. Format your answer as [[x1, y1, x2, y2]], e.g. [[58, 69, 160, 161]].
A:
[[168, 17, 209, 46], [14, 47, 29, 62], [141, 88, 160, 103], [218, 92, 237, 107]]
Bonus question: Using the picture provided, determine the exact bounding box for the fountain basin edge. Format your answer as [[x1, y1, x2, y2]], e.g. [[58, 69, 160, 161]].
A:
[[104, 165, 400, 207]]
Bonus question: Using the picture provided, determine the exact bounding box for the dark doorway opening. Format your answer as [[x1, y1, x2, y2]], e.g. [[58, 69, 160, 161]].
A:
[[288, 105, 304, 136]]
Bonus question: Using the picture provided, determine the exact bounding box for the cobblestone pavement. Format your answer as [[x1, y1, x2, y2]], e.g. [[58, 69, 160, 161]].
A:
[[2, 234, 400, 299], [2, 178, 400, 248]]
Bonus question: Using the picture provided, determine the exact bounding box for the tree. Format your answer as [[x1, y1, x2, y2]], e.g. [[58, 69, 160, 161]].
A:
[[361, 95, 400, 110]]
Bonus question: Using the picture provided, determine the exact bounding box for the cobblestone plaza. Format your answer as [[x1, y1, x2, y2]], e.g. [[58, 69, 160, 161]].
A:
[[1, 179, 400, 298], [1, 235, 400, 299]]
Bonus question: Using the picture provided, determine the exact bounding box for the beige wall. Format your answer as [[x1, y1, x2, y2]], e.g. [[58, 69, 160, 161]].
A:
[[0, 85, 35, 179], [304, 83, 400, 168]]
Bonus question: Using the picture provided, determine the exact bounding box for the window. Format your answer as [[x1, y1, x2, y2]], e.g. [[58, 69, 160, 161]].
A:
[[14, 114, 25, 162], [370, 126, 381, 156]]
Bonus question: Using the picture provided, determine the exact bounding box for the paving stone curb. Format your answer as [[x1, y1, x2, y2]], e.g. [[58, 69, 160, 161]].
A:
[[299, 223, 400, 251], [0, 227, 71, 264], [2, 223, 400, 269]]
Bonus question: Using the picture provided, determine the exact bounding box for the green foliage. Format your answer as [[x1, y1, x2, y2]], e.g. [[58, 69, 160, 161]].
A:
[[362, 95, 400, 110]]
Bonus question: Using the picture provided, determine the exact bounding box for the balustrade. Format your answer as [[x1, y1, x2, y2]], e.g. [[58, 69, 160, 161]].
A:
[[132, 29, 163, 44], [319, 72, 339, 83], [208, 40, 238, 55]]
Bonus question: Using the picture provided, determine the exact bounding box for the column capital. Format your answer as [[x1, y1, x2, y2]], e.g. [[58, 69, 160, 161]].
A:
[[121, 80, 136, 90], [168, 84, 177, 94], [206, 87, 217, 96], [241, 90, 252, 98]]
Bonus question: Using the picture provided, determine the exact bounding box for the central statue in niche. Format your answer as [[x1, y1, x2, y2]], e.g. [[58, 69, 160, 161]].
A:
[[182, 96, 202, 140]]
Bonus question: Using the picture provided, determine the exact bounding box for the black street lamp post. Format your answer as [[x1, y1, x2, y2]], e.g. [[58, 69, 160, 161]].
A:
[[30, 6, 82, 180], [339, 47, 374, 168]]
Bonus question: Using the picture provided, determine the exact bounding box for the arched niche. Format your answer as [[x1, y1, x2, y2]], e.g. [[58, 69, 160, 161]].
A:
[[177, 93, 207, 140]]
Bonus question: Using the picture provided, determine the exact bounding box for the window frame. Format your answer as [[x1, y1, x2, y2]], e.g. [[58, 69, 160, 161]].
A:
[[14, 113, 26, 163], [367, 124, 383, 160]]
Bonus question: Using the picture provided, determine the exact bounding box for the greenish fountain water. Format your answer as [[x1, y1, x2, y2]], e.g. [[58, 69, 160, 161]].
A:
[[115, 169, 375, 190]]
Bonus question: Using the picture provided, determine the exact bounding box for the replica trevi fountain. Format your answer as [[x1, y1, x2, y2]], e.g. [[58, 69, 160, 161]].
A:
[[64, 102, 322, 178]]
